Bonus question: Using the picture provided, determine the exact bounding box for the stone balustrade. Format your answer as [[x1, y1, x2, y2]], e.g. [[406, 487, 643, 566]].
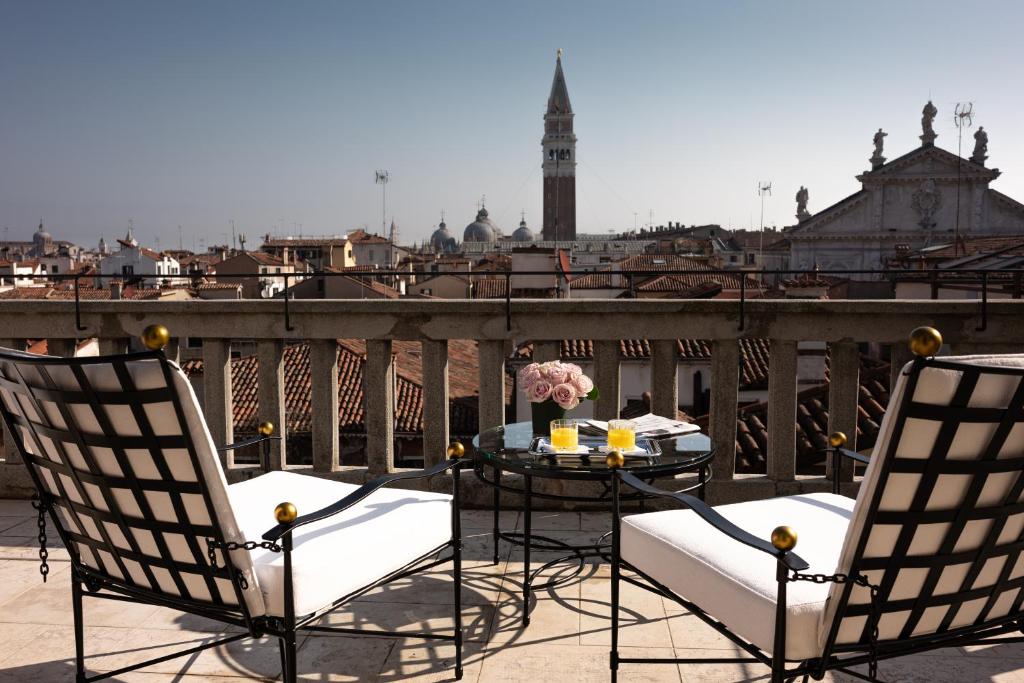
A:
[[0, 298, 1020, 505]]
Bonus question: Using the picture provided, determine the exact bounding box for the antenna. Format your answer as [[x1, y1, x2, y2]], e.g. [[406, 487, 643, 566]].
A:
[[229, 219, 236, 250], [375, 170, 390, 235], [953, 102, 974, 257], [178, 225, 183, 251], [758, 181, 772, 261]]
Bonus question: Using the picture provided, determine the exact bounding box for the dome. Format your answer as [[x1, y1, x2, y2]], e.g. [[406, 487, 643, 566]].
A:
[[512, 218, 534, 242], [463, 207, 499, 243], [429, 221, 456, 254], [33, 221, 52, 245]]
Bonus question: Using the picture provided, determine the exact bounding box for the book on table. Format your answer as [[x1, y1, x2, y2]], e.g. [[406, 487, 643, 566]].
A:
[[577, 413, 700, 439]]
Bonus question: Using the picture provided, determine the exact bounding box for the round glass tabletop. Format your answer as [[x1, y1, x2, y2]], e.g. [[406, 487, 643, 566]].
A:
[[472, 421, 714, 482]]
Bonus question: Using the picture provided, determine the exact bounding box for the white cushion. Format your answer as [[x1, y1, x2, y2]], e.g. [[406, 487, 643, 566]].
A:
[[229, 470, 453, 618], [621, 492, 854, 660]]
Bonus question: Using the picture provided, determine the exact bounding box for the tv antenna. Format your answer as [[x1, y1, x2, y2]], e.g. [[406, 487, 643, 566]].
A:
[[953, 102, 974, 256], [758, 181, 772, 260], [229, 219, 236, 250], [375, 170, 390, 234]]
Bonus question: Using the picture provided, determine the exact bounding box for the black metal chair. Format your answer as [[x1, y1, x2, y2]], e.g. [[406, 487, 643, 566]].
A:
[[0, 327, 466, 682], [609, 327, 1024, 682]]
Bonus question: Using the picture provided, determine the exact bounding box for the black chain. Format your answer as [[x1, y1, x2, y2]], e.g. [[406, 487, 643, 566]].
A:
[[30, 498, 50, 583], [205, 538, 283, 590], [789, 572, 881, 680]]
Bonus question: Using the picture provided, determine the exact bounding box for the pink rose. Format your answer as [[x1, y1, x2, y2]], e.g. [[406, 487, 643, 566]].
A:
[[528, 380, 553, 403], [518, 363, 541, 390], [543, 363, 568, 385], [551, 383, 577, 409], [564, 363, 583, 375], [573, 374, 594, 397]]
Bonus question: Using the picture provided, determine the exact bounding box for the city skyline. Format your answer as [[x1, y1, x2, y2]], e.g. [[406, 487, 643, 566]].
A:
[[2, 1, 1023, 249]]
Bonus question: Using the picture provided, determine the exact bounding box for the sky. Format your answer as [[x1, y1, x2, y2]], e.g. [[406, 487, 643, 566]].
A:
[[2, 1, 1023, 251]]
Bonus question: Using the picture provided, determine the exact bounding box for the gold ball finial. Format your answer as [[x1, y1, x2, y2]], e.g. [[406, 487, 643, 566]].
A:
[[829, 431, 847, 448], [141, 324, 170, 351], [258, 422, 274, 436], [771, 525, 798, 552], [274, 502, 297, 524], [909, 326, 942, 358], [447, 442, 465, 459], [605, 449, 625, 469]]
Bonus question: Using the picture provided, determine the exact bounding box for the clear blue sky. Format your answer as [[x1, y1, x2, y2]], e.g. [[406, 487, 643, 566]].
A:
[[2, 1, 1022, 250]]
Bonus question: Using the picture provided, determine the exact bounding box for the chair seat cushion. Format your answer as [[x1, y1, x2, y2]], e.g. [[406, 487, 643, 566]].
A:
[[621, 492, 854, 660], [229, 471, 452, 618]]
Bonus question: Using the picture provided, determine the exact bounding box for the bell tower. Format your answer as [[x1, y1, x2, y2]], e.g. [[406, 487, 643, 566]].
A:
[[542, 49, 576, 242]]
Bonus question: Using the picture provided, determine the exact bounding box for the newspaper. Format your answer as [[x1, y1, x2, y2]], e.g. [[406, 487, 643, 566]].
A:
[[578, 413, 700, 438]]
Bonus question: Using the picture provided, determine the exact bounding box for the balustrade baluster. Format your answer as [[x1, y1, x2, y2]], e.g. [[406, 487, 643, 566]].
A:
[[310, 339, 339, 472], [364, 339, 395, 476], [422, 340, 450, 468], [827, 341, 860, 484], [651, 339, 679, 419], [202, 340, 234, 466], [593, 340, 621, 421], [257, 339, 287, 470], [710, 339, 740, 481], [477, 340, 506, 434], [767, 339, 798, 482]]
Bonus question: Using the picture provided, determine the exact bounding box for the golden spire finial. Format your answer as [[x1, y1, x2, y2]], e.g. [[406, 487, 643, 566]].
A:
[[557, 48, 563, 59]]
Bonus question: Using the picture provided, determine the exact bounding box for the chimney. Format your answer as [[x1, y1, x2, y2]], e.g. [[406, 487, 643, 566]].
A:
[[110, 281, 122, 300]]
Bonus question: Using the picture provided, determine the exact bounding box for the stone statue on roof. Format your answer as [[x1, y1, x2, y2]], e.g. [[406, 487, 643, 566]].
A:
[[971, 126, 988, 166], [871, 128, 888, 169], [795, 186, 810, 222], [920, 100, 938, 145]]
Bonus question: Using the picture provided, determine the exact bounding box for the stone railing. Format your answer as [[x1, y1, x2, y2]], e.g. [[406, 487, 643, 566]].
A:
[[0, 299, 1020, 506]]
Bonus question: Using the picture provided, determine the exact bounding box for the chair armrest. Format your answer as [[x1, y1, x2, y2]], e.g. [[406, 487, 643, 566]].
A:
[[261, 458, 466, 542], [216, 434, 281, 453], [618, 471, 809, 571], [834, 447, 870, 465]]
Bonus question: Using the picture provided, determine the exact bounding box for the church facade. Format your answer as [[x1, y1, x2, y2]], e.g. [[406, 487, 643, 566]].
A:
[[785, 102, 1024, 279]]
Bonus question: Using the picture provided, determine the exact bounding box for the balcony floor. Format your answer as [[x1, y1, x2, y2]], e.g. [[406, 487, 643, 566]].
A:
[[2, 501, 1024, 682]]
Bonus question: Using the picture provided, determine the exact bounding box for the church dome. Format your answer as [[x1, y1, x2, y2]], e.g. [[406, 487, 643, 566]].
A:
[[463, 207, 499, 243], [429, 221, 456, 253], [512, 218, 534, 242], [34, 222, 52, 245]]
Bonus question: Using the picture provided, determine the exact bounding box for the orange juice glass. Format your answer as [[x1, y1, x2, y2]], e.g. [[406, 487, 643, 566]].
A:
[[549, 419, 579, 452], [607, 419, 636, 451]]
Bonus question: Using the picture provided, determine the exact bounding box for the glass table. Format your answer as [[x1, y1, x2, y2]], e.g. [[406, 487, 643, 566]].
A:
[[472, 421, 714, 625]]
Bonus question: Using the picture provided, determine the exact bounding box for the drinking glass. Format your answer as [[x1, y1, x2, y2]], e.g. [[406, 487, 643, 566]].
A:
[[607, 419, 637, 451], [549, 419, 579, 452]]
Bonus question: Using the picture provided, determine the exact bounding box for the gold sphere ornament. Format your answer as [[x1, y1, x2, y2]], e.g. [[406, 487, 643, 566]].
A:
[[141, 324, 170, 351], [909, 326, 942, 358], [274, 502, 298, 524], [258, 422, 275, 436], [447, 442, 465, 459], [605, 449, 626, 469], [771, 525, 798, 552], [829, 431, 847, 449]]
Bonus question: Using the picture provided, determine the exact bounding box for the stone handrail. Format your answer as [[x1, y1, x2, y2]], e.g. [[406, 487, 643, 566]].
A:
[[0, 299, 1020, 504]]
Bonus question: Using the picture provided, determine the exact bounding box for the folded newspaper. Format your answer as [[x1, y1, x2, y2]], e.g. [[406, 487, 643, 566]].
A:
[[578, 413, 700, 438]]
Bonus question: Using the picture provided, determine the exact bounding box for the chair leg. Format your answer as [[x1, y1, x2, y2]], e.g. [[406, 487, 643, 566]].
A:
[[72, 576, 86, 683], [279, 633, 297, 683], [453, 543, 464, 680], [610, 474, 621, 683], [492, 471, 501, 565]]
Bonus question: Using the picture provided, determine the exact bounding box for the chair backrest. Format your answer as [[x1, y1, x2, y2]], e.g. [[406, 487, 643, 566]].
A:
[[0, 347, 265, 618], [821, 353, 1024, 656]]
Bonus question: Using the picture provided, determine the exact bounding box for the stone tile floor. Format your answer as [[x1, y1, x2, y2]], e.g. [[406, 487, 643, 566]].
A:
[[2, 500, 1024, 681]]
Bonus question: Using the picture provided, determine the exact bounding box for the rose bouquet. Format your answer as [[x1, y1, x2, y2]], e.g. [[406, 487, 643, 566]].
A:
[[518, 361, 599, 435]]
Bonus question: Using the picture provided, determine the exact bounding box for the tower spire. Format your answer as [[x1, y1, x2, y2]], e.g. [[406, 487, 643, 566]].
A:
[[542, 50, 577, 241]]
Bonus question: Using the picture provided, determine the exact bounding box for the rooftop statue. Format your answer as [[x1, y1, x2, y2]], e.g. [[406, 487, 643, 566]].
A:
[[795, 186, 810, 222], [971, 126, 989, 165], [920, 100, 938, 145], [871, 128, 888, 169]]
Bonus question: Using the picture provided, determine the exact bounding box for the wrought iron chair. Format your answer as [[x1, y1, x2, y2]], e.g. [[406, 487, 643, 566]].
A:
[[0, 326, 466, 683], [609, 327, 1024, 682]]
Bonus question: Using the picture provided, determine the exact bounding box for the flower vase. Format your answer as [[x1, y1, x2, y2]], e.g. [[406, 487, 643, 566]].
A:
[[531, 399, 567, 436]]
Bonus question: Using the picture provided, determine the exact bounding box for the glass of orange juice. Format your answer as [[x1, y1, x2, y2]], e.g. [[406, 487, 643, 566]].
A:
[[549, 419, 579, 452], [607, 419, 636, 451]]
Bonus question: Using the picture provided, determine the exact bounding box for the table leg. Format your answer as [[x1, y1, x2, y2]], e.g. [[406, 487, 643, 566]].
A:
[[492, 468, 501, 565], [523, 474, 532, 627]]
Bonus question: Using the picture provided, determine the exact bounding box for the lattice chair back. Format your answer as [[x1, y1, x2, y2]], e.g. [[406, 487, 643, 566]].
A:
[[821, 353, 1024, 656], [0, 346, 266, 618]]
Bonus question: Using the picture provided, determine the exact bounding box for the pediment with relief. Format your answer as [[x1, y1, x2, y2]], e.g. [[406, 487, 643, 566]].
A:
[[860, 145, 997, 181]]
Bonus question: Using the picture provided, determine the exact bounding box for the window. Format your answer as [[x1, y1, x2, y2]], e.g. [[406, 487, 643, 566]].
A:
[[369, 249, 375, 260], [122, 265, 134, 276], [746, 253, 756, 265], [51, 265, 58, 274], [186, 337, 203, 349], [261, 267, 267, 274], [276, 267, 281, 274]]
